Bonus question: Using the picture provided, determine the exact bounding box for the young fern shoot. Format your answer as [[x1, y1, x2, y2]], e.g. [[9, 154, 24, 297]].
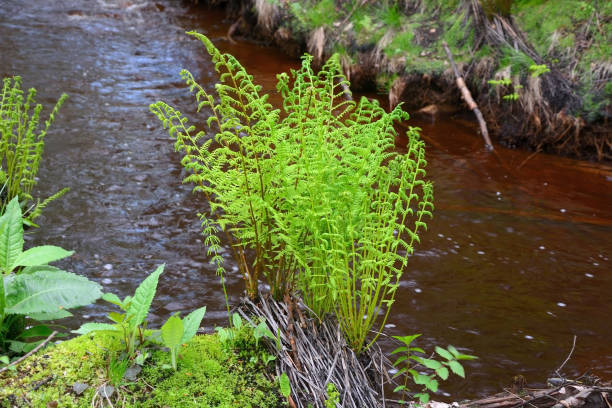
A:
[[150, 32, 434, 353]]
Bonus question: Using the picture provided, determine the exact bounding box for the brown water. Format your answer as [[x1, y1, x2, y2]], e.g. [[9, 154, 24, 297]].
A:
[[1, 0, 610, 400]]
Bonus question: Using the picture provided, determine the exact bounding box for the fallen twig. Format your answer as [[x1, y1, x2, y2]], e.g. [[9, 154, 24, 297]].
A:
[[0, 330, 58, 374], [442, 41, 494, 151], [555, 335, 577, 378]]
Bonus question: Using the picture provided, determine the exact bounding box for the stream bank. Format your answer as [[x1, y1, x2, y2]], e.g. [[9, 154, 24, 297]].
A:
[[1, 0, 611, 401], [204, 0, 611, 161]]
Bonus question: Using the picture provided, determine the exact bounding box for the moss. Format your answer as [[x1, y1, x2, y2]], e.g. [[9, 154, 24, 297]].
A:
[[289, 0, 339, 31], [0, 332, 282, 408]]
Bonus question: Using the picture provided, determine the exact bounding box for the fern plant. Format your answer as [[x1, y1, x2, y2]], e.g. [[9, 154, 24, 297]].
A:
[[150, 32, 433, 352], [0, 76, 69, 224]]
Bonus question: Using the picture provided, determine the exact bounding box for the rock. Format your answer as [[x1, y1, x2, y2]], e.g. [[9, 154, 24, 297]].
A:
[[123, 365, 142, 381], [72, 382, 89, 395], [97, 385, 114, 398]]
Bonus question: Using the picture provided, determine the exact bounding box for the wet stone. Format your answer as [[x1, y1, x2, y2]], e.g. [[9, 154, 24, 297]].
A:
[[73, 382, 89, 395], [97, 385, 114, 398], [123, 365, 142, 381]]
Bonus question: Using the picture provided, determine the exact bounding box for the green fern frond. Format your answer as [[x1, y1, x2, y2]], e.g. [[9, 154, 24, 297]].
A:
[[150, 32, 434, 352]]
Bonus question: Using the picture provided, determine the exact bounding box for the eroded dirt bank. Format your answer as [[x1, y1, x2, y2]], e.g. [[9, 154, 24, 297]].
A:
[[201, 0, 611, 161]]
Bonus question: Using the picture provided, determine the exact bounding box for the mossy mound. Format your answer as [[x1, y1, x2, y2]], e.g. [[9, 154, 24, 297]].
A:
[[0, 332, 282, 407]]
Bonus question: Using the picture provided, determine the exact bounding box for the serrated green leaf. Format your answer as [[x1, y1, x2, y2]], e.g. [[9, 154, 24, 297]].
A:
[[425, 379, 438, 392], [279, 372, 291, 398], [13, 246, 73, 268], [127, 264, 164, 330], [232, 312, 242, 329], [456, 353, 478, 361], [392, 334, 421, 346], [0, 198, 24, 272], [393, 385, 406, 393], [5, 270, 102, 315], [436, 366, 449, 380], [412, 372, 431, 385], [180, 306, 206, 344], [420, 358, 442, 370], [18, 325, 54, 339], [29, 309, 73, 320], [108, 312, 126, 324], [392, 367, 407, 378], [390, 346, 409, 355], [72, 323, 118, 335], [449, 360, 465, 378], [102, 293, 124, 308], [447, 345, 459, 357], [416, 393, 430, 403], [393, 355, 409, 366], [435, 346, 453, 360], [161, 314, 184, 349], [20, 265, 62, 275]]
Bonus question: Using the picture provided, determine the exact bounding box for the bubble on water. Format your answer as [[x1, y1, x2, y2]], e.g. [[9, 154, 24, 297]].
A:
[[414, 288, 422, 293], [547, 311, 557, 317], [389, 368, 398, 375], [469, 243, 475, 247], [437, 233, 444, 238], [496, 191, 501, 196], [593, 262, 599, 266], [385, 323, 396, 329], [102, 278, 112, 285], [524, 335, 534, 340], [560, 208, 566, 213], [103, 264, 113, 270], [557, 302, 566, 307], [539, 246, 546, 250], [585, 273, 594, 278], [477, 250, 485, 255]]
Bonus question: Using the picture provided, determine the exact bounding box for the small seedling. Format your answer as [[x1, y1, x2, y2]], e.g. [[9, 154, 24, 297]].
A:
[[160, 306, 206, 370], [74, 264, 164, 358], [391, 334, 477, 404]]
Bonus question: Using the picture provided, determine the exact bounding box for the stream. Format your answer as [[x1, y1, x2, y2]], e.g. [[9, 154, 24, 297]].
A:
[[0, 0, 610, 400]]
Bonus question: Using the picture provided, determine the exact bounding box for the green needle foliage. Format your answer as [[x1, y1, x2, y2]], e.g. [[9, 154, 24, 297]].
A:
[[0, 76, 69, 224], [150, 32, 433, 353]]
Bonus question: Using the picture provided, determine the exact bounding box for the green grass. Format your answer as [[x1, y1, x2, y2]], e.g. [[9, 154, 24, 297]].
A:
[[289, 0, 339, 30], [0, 333, 281, 408]]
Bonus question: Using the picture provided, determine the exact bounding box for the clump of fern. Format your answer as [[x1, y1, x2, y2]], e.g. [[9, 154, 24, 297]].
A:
[[0, 76, 69, 224], [150, 32, 433, 353]]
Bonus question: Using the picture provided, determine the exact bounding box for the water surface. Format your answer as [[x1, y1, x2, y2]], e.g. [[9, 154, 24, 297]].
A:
[[0, 0, 610, 399]]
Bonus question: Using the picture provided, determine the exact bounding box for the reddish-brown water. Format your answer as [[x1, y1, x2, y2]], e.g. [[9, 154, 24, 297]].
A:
[[1, 0, 610, 400]]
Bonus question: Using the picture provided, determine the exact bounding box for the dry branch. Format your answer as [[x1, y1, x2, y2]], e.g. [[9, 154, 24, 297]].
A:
[[442, 41, 494, 151], [237, 295, 387, 408]]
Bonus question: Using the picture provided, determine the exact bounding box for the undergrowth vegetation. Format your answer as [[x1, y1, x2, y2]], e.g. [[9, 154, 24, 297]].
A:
[[150, 31, 434, 353], [0, 76, 69, 226], [0, 331, 281, 408], [252, 0, 610, 159]]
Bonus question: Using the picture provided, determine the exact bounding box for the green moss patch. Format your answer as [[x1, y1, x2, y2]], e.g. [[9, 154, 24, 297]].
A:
[[0, 333, 282, 408]]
